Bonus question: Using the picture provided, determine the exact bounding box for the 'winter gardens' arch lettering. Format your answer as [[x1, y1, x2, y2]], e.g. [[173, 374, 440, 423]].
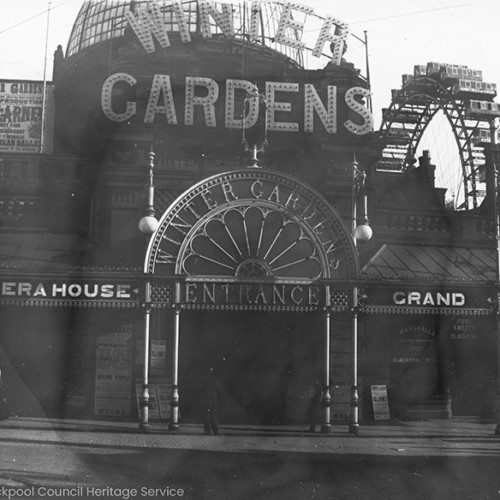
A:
[[146, 169, 358, 282]]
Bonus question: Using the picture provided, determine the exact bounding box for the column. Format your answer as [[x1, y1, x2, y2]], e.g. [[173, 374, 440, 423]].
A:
[[169, 305, 181, 431], [349, 286, 360, 435], [139, 282, 152, 432], [321, 304, 332, 434]]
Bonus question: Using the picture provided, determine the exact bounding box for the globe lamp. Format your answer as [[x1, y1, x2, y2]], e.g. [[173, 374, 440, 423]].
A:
[[138, 215, 159, 234], [354, 223, 373, 242]]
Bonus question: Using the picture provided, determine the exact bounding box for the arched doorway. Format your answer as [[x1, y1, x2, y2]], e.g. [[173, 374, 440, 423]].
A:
[[144, 168, 360, 429], [178, 310, 325, 425]]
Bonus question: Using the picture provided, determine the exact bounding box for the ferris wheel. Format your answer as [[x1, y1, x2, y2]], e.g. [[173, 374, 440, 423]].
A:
[[377, 62, 500, 209]]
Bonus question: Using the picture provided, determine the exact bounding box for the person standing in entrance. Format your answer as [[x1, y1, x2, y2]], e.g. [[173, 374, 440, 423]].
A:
[[203, 367, 221, 435], [307, 380, 323, 433]]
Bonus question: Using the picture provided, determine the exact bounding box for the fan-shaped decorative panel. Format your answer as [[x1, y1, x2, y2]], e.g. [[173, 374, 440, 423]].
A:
[[181, 206, 322, 278], [146, 169, 359, 281]]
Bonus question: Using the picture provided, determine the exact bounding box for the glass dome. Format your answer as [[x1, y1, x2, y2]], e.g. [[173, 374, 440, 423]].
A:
[[66, 0, 335, 68]]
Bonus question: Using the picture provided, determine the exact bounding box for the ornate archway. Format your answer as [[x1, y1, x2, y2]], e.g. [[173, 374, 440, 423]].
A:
[[145, 169, 359, 282], [143, 168, 360, 432]]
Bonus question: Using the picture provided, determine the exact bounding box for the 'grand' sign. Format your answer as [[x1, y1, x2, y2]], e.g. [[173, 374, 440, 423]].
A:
[[393, 291, 466, 307]]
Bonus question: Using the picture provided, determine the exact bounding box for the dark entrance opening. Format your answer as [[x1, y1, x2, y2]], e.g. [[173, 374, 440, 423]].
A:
[[179, 310, 318, 425], [0, 308, 70, 417]]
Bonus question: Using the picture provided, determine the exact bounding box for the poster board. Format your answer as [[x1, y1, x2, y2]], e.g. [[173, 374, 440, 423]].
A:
[[150, 340, 167, 375], [156, 383, 171, 419], [370, 385, 390, 421], [94, 331, 133, 417], [0, 80, 55, 153]]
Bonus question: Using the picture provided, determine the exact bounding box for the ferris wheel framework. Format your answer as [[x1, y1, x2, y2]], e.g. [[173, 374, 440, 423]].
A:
[[378, 64, 500, 209]]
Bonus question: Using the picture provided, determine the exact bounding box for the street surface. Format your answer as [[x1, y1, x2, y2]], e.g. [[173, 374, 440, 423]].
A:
[[0, 417, 499, 500]]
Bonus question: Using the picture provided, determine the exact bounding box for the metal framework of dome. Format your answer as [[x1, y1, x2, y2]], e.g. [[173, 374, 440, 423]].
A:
[[66, 0, 335, 69]]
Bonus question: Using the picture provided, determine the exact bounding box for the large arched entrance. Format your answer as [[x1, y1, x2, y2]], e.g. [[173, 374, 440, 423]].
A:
[[179, 310, 322, 425], [144, 168, 359, 430]]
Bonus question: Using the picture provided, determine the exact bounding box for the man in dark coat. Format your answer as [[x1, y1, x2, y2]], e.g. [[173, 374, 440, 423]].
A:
[[203, 367, 221, 435], [307, 380, 323, 432]]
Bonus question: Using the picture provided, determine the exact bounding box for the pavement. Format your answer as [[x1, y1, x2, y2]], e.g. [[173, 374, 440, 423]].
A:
[[1, 416, 500, 500], [0, 415, 499, 458]]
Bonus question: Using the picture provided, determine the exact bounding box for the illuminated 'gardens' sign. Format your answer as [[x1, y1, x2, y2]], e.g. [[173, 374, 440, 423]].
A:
[[99, 1, 373, 135], [101, 75, 373, 135]]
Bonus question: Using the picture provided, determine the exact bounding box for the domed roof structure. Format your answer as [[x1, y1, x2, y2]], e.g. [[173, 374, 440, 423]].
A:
[[55, 0, 368, 161], [66, 0, 334, 68]]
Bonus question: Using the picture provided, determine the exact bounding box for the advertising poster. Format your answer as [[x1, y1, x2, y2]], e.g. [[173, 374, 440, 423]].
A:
[[150, 339, 166, 375], [95, 331, 133, 417], [156, 383, 171, 419], [0, 80, 54, 153], [370, 385, 390, 421]]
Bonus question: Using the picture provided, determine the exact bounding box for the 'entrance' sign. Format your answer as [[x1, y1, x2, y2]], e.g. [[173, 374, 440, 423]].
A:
[[182, 281, 323, 309]]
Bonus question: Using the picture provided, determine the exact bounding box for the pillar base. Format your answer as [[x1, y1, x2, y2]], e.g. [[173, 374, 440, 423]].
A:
[[494, 393, 500, 435], [349, 423, 360, 436], [169, 423, 180, 431], [321, 423, 331, 434], [138, 422, 151, 433]]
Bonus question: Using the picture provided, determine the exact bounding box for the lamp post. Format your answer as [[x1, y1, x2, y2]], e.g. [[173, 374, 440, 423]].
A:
[[169, 282, 182, 431], [243, 84, 267, 168], [322, 286, 332, 434], [350, 156, 372, 435], [138, 149, 159, 432]]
